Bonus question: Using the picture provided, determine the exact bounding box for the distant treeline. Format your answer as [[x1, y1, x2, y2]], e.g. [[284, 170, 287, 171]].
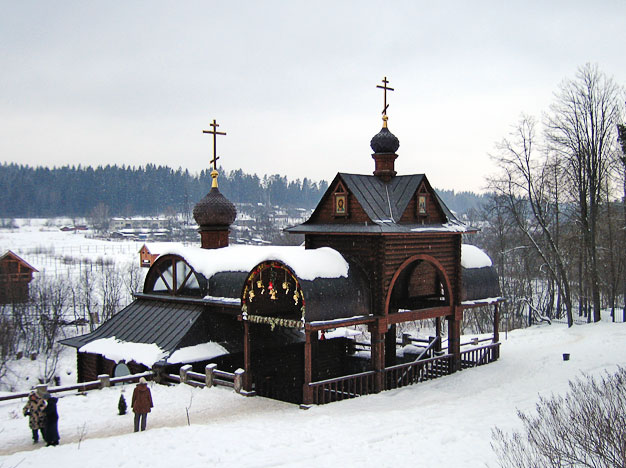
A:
[[0, 163, 488, 218], [0, 164, 330, 217]]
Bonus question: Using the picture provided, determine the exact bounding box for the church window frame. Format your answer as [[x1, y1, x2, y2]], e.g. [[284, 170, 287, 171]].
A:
[[333, 182, 349, 218]]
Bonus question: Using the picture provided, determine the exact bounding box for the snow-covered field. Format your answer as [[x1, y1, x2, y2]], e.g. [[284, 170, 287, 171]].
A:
[[0, 321, 623, 467], [0, 218, 141, 277]]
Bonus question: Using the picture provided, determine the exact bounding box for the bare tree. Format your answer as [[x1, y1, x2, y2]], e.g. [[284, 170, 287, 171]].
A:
[[489, 115, 574, 326], [99, 264, 123, 322], [545, 64, 624, 322], [80, 268, 99, 331], [123, 263, 144, 298], [617, 123, 626, 322]]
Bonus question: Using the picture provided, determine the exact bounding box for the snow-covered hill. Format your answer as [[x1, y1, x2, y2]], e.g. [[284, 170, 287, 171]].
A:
[[1, 320, 624, 468]]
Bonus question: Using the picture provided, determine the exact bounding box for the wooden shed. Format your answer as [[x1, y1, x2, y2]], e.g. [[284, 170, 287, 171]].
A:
[[0, 250, 38, 303]]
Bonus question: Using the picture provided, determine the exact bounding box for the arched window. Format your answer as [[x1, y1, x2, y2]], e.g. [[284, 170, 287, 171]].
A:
[[113, 362, 131, 378], [143, 255, 204, 297]]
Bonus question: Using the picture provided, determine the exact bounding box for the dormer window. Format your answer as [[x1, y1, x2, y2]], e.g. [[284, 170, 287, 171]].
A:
[[333, 182, 348, 217]]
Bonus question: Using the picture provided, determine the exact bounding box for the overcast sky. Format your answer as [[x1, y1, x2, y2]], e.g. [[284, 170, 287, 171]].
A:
[[1, 1, 625, 192]]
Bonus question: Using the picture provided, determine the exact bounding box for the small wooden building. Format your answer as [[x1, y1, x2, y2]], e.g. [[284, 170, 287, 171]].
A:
[[62, 85, 502, 405], [138, 243, 161, 268], [0, 250, 38, 303]]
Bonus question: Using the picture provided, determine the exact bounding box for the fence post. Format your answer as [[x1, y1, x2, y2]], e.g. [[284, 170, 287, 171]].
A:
[[35, 384, 48, 396], [205, 363, 217, 388], [234, 368, 244, 393], [180, 365, 192, 384], [98, 374, 110, 388]]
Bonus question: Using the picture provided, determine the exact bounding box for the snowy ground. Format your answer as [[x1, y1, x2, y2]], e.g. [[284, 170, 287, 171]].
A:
[[0, 218, 141, 277], [1, 320, 624, 468]]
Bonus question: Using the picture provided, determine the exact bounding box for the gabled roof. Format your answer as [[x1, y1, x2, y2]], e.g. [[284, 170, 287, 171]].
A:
[[60, 298, 204, 355], [340, 173, 423, 223], [0, 250, 38, 272], [287, 173, 471, 234]]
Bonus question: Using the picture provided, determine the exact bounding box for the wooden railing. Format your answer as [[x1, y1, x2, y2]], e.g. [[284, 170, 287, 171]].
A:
[[460, 343, 500, 369], [165, 364, 248, 394], [0, 371, 154, 402], [308, 370, 376, 405], [384, 353, 452, 390]]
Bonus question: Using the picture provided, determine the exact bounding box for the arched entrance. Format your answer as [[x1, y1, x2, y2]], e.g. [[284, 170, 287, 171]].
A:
[[241, 261, 306, 403], [385, 254, 453, 314]]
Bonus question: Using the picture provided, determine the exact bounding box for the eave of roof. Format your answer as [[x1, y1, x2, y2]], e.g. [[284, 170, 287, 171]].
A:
[[286, 222, 474, 234], [60, 298, 205, 355]]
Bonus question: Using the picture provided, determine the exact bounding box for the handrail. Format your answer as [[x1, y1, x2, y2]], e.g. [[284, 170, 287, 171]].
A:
[[385, 352, 453, 372], [165, 364, 246, 394], [308, 370, 376, 404], [0, 371, 154, 402], [308, 370, 376, 387], [384, 353, 452, 391]]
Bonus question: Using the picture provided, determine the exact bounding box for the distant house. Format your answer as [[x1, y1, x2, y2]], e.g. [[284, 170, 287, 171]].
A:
[[139, 244, 161, 268], [0, 251, 38, 303], [110, 217, 169, 231]]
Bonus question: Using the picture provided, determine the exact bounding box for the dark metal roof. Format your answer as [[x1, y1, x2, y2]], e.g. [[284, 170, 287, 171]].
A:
[[461, 266, 501, 302], [60, 298, 204, 355], [286, 173, 471, 234], [341, 173, 423, 223], [299, 262, 371, 322]]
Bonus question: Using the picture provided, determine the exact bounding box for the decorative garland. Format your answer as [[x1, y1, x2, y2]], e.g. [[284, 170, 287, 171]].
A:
[[245, 314, 305, 331], [241, 261, 306, 330]]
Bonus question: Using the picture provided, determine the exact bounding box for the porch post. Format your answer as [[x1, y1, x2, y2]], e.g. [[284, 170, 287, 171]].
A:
[[384, 324, 396, 367], [447, 307, 461, 372], [370, 319, 386, 393], [302, 330, 313, 405], [435, 316, 442, 353], [243, 320, 252, 392], [493, 303, 500, 359]]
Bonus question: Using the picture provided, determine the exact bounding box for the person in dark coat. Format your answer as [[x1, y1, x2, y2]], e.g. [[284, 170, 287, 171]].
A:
[[131, 377, 153, 432], [22, 390, 46, 443], [43, 395, 60, 446]]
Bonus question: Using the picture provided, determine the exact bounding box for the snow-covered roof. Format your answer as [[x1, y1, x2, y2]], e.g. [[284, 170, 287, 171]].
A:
[[461, 244, 493, 269], [155, 244, 349, 281], [78, 337, 229, 367]]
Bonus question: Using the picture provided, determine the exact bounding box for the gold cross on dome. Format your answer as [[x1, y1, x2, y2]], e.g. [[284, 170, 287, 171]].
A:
[[376, 76, 394, 117], [202, 119, 227, 170]]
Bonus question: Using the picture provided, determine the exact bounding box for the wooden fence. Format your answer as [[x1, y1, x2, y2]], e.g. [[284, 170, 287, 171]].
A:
[[307, 342, 501, 405], [460, 343, 500, 369], [308, 370, 376, 405], [0, 371, 154, 402], [164, 364, 249, 395]]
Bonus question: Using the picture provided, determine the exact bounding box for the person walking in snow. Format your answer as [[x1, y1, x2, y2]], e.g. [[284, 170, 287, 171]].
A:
[[131, 377, 153, 432], [43, 394, 60, 446], [23, 390, 47, 443]]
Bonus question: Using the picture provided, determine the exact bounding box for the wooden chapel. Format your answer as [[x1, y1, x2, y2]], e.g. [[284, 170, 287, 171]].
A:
[[62, 80, 502, 406]]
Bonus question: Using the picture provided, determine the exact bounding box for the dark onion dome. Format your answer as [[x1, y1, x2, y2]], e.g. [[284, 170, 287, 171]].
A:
[[370, 126, 400, 154], [193, 171, 237, 227]]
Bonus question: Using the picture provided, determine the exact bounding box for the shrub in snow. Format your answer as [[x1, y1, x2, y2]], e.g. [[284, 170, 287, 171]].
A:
[[491, 366, 626, 468], [118, 394, 127, 415]]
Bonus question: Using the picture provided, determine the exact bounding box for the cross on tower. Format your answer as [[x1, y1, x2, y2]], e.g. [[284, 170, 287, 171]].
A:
[[202, 119, 227, 170], [376, 76, 394, 117]]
